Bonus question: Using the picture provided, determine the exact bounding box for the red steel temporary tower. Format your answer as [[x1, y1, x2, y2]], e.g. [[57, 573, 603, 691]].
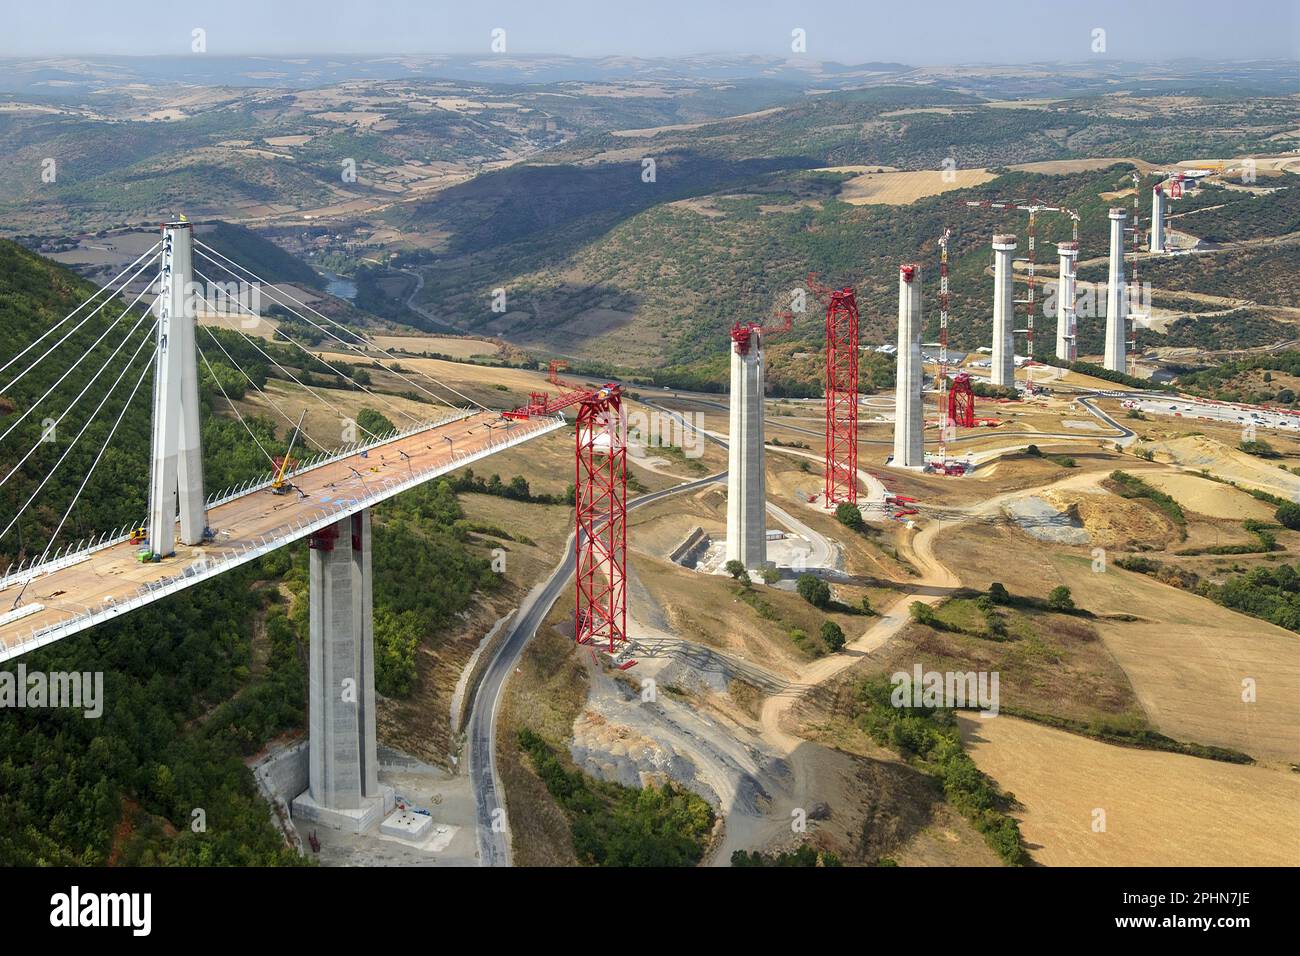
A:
[[948, 372, 976, 428], [503, 370, 628, 655], [821, 284, 860, 505], [574, 385, 627, 654]]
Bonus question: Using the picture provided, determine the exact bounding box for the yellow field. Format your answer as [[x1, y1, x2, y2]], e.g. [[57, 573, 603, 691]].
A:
[[829, 168, 996, 206], [370, 333, 499, 359], [1138, 472, 1276, 521], [939, 524, 1300, 764], [1008, 157, 1155, 174], [960, 716, 1300, 866]]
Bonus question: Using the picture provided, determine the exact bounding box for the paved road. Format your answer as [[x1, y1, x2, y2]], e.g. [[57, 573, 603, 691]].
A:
[[467, 469, 726, 866]]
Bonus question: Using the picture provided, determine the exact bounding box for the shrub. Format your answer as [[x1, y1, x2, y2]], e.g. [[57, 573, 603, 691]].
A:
[[909, 601, 936, 625], [797, 573, 831, 609], [835, 502, 865, 532], [1046, 585, 1075, 611], [821, 620, 846, 652]]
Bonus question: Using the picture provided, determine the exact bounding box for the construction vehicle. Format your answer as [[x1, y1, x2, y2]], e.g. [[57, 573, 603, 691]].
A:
[[270, 411, 306, 496]]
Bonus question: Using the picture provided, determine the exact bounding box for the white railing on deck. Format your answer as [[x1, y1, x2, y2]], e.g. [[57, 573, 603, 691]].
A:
[[0, 414, 564, 663]]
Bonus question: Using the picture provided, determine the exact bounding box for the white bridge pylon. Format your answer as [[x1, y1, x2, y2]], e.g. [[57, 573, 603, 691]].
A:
[[148, 220, 207, 557]]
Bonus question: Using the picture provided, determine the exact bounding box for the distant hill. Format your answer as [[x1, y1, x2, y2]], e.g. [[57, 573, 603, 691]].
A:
[[193, 221, 325, 290]]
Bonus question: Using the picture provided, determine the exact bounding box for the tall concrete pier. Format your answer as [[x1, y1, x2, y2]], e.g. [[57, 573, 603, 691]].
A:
[[991, 234, 1017, 388], [892, 264, 924, 468], [1104, 207, 1128, 373], [1055, 241, 1079, 362], [726, 324, 767, 570], [148, 220, 206, 557], [1150, 185, 1165, 253], [293, 510, 393, 831]]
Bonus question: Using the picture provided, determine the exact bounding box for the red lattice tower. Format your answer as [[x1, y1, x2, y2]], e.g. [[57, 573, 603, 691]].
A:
[[574, 385, 627, 654], [936, 229, 953, 462], [822, 286, 860, 505], [1128, 172, 1143, 376], [948, 372, 975, 428]]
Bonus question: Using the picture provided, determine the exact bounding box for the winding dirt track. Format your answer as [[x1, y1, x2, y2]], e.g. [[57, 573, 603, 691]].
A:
[[757, 520, 958, 757]]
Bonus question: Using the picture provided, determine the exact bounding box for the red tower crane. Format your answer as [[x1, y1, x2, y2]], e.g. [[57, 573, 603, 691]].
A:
[[503, 368, 628, 656], [574, 385, 626, 655], [811, 277, 860, 506]]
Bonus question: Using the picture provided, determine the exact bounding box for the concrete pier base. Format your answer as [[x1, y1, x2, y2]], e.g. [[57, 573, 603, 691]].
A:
[[1150, 185, 1164, 254], [291, 509, 393, 833], [1055, 242, 1079, 363]]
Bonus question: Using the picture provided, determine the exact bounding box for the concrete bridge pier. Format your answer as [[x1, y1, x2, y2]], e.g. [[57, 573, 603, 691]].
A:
[[292, 509, 394, 832], [725, 324, 767, 572]]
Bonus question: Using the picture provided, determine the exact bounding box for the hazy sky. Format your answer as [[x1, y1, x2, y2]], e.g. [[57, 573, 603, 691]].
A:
[[4, 0, 1298, 62]]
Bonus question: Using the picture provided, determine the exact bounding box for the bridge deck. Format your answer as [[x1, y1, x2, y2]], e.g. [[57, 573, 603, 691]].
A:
[[0, 411, 565, 662]]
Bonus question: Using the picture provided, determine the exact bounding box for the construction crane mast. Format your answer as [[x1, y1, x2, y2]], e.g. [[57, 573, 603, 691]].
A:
[[574, 385, 626, 655], [505, 367, 629, 657], [1127, 171, 1144, 377], [936, 229, 952, 463], [808, 274, 860, 506]]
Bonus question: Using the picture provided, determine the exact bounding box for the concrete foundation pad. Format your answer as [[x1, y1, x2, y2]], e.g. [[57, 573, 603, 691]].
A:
[[292, 785, 395, 834], [380, 808, 433, 839]]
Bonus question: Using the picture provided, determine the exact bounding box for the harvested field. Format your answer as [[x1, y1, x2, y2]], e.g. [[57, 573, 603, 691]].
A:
[[960, 715, 1300, 866], [370, 333, 499, 359], [1138, 472, 1276, 521], [938, 523, 1300, 763], [831, 168, 995, 206], [1142, 434, 1300, 500]]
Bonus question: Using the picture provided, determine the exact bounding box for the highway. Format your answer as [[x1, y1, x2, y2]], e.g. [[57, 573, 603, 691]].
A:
[[467, 469, 727, 866]]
